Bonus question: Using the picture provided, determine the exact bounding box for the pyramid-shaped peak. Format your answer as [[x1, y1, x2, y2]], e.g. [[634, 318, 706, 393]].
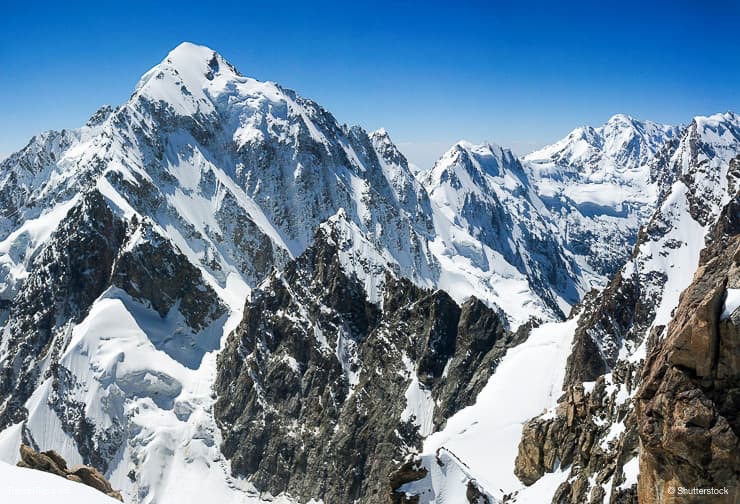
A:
[[132, 42, 249, 116], [606, 113, 635, 124], [158, 42, 240, 78], [167, 41, 217, 60]]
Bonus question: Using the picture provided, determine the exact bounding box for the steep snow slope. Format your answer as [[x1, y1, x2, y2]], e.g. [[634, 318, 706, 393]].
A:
[[407, 315, 580, 503], [135, 42, 442, 283], [524, 114, 681, 285], [421, 141, 583, 319]]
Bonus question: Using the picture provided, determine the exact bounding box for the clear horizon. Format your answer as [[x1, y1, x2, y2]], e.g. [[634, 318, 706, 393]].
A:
[[1, 0, 738, 168]]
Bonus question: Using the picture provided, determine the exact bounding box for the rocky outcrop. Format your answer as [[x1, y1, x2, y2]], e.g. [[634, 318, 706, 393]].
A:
[[636, 197, 739, 504], [514, 359, 641, 503], [389, 459, 428, 504], [432, 299, 528, 426], [17, 444, 123, 501], [111, 217, 227, 334], [214, 223, 519, 503], [563, 266, 657, 386], [564, 127, 740, 388]]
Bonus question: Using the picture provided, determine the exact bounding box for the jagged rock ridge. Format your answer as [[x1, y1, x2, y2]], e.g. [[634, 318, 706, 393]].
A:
[[213, 218, 527, 503]]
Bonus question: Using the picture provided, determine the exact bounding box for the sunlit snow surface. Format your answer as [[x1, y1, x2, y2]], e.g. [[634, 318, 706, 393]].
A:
[[402, 316, 579, 503], [0, 460, 121, 504], [524, 114, 682, 287], [723, 288, 740, 320]]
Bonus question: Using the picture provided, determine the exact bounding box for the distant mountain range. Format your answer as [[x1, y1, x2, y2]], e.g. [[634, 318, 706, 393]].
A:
[[0, 42, 737, 504]]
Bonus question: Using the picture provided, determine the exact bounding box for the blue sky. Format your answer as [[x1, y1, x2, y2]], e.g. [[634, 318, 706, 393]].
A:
[[1, 0, 738, 167]]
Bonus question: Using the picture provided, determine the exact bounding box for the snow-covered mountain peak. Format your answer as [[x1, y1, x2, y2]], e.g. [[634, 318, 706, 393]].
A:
[[135, 41, 239, 93], [132, 42, 288, 122], [370, 127, 408, 166], [426, 140, 522, 186], [85, 105, 116, 127], [522, 115, 683, 285], [370, 127, 389, 138], [453, 139, 508, 156], [166, 41, 231, 71], [567, 124, 599, 143], [607, 112, 634, 122], [602, 112, 642, 132], [527, 114, 679, 176], [418, 138, 583, 322], [691, 111, 740, 150]]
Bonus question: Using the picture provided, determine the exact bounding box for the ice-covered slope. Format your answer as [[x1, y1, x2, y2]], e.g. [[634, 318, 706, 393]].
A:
[[524, 114, 681, 285]]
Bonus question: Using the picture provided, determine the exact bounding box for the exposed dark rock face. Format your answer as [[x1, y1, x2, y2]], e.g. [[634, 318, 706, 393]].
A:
[[512, 194, 739, 503], [563, 263, 659, 387], [466, 480, 493, 504], [214, 223, 520, 503], [0, 191, 126, 429], [0, 190, 226, 473], [562, 206, 675, 388], [636, 197, 739, 504], [514, 359, 641, 503], [111, 218, 227, 333], [17, 444, 123, 501]]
